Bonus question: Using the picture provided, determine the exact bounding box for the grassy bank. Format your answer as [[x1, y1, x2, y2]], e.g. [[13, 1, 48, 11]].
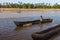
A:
[[0, 8, 60, 11]]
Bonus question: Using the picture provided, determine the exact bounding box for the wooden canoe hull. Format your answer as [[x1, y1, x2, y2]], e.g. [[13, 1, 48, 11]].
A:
[[32, 24, 60, 40], [14, 19, 52, 26]]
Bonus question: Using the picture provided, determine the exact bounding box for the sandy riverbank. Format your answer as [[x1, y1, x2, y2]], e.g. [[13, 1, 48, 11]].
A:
[[0, 8, 60, 11]]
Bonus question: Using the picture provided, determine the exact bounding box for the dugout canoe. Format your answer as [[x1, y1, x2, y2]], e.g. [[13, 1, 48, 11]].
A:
[[14, 19, 52, 26], [32, 24, 60, 40]]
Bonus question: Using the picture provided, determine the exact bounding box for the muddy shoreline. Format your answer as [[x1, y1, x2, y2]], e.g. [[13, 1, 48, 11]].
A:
[[0, 8, 60, 11]]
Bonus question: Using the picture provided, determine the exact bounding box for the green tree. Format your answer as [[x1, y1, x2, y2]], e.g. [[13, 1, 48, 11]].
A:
[[53, 3, 60, 8], [0, 3, 2, 8]]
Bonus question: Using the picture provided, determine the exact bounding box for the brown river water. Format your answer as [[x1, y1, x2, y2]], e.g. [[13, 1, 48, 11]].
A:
[[0, 10, 60, 40]]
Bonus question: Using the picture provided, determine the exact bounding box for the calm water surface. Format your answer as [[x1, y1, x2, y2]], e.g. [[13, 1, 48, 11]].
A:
[[0, 10, 60, 40]]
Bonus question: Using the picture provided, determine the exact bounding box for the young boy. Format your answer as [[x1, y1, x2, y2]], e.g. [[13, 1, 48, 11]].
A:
[[40, 16, 43, 22]]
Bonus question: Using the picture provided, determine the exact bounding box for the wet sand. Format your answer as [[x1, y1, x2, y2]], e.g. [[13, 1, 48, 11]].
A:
[[0, 8, 60, 11], [0, 11, 60, 40]]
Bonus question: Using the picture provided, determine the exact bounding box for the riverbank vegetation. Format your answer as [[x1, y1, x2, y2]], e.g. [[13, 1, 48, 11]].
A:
[[0, 2, 60, 9]]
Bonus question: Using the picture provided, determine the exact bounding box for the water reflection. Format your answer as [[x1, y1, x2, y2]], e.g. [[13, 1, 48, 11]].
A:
[[15, 23, 32, 31], [15, 26, 22, 31]]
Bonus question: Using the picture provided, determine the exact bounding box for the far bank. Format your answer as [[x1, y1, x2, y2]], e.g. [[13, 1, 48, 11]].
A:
[[0, 8, 60, 11]]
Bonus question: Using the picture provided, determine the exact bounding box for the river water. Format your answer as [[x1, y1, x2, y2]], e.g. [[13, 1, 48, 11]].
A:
[[0, 10, 60, 40]]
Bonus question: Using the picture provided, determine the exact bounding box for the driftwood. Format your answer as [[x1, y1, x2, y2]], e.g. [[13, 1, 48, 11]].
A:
[[14, 19, 52, 27], [32, 24, 60, 40]]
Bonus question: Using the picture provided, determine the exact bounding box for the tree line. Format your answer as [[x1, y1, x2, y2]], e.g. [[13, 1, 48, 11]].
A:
[[0, 2, 60, 8]]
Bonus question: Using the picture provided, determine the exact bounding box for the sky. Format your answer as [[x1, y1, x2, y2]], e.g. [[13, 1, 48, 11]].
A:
[[1, 0, 60, 4]]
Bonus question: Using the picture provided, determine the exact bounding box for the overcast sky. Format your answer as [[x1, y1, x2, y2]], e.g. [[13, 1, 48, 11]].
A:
[[1, 0, 60, 4]]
